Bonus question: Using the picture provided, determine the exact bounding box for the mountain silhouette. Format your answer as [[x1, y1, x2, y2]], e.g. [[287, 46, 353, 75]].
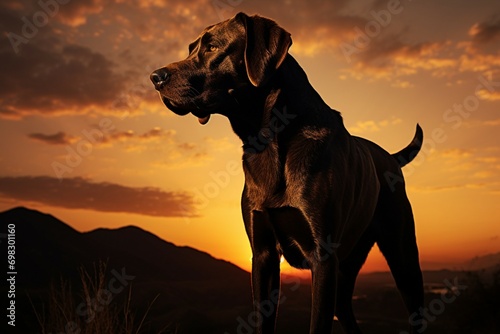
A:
[[1, 207, 253, 333]]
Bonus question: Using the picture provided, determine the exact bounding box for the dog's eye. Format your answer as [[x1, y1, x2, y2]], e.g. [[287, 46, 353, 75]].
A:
[[207, 45, 218, 52]]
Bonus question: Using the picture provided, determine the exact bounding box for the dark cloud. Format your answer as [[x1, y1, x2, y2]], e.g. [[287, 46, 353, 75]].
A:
[[26, 127, 208, 162], [370, 0, 390, 10], [0, 39, 125, 118], [341, 32, 456, 81], [0, 175, 197, 217], [28, 131, 75, 145], [358, 36, 443, 64], [85, 127, 177, 148], [111, 0, 369, 62], [0, 1, 128, 119], [239, 0, 351, 24], [104, 127, 170, 143], [53, 0, 104, 27], [469, 15, 500, 44], [236, 0, 368, 54], [0, 0, 104, 28], [26, 128, 168, 146], [97, 128, 211, 165]]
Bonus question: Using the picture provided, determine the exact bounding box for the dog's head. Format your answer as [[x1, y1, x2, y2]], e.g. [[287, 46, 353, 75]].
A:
[[150, 12, 292, 125]]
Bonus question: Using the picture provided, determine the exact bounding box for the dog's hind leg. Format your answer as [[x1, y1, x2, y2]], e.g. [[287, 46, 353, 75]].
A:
[[375, 192, 425, 334], [336, 225, 376, 334]]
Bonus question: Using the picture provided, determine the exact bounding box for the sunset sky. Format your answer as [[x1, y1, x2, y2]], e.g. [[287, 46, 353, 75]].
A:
[[1, 0, 499, 275]]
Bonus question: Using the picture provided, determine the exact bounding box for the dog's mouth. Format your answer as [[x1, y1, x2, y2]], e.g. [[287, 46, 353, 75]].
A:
[[191, 110, 211, 125], [160, 95, 211, 125]]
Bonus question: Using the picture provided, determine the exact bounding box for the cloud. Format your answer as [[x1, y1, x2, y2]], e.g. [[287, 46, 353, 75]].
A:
[[408, 184, 464, 193], [483, 119, 500, 126], [458, 50, 500, 74], [152, 143, 213, 169], [455, 17, 500, 78], [0, 0, 215, 119], [472, 171, 495, 179], [469, 15, 500, 45], [111, 0, 365, 57], [236, 0, 368, 56], [27, 127, 173, 147], [55, 0, 104, 27], [28, 132, 77, 145], [439, 148, 473, 160], [342, 27, 499, 83], [0, 175, 197, 217], [28, 126, 214, 166], [95, 128, 210, 161], [338, 12, 500, 82], [476, 89, 500, 101], [424, 148, 500, 189], [106, 0, 371, 59], [435, 147, 500, 166], [347, 117, 401, 134], [0, 0, 166, 120], [101, 128, 221, 167], [430, 148, 474, 172], [342, 36, 457, 81], [101, 128, 189, 153], [0, 39, 126, 118], [0, 0, 104, 28], [408, 182, 500, 193], [100, 127, 174, 145]]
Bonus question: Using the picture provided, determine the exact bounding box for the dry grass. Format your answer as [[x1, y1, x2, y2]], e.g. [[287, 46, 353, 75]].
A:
[[31, 261, 163, 334]]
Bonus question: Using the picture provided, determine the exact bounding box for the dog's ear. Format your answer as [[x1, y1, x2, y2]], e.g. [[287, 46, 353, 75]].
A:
[[235, 12, 292, 87]]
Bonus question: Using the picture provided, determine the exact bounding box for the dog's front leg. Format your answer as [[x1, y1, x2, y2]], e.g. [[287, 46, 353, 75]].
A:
[[309, 249, 339, 334], [249, 210, 281, 334]]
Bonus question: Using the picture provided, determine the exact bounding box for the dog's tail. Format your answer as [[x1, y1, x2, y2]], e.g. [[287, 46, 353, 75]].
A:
[[392, 124, 423, 167]]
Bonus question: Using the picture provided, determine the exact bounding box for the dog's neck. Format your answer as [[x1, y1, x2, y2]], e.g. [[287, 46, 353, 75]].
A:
[[224, 83, 276, 144], [226, 54, 345, 152], [278, 55, 344, 125]]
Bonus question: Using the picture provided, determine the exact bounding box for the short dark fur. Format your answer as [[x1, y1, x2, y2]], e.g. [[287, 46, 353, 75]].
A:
[[151, 12, 425, 334]]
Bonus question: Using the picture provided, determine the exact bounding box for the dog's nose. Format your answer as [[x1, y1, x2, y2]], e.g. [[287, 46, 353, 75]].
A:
[[150, 68, 169, 90]]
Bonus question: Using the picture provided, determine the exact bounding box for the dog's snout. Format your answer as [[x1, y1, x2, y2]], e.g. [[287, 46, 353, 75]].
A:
[[150, 68, 169, 90]]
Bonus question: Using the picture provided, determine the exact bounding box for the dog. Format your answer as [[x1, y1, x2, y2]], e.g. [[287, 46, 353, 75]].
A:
[[151, 12, 425, 334]]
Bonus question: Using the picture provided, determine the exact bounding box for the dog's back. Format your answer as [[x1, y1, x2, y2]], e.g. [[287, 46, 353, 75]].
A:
[[354, 124, 423, 192]]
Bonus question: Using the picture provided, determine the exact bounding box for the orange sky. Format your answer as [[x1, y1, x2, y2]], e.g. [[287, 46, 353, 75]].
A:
[[1, 0, 499, 274]]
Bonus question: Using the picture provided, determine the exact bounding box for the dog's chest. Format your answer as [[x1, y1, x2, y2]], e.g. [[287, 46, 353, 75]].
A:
[[243, 141, 312, 209]]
